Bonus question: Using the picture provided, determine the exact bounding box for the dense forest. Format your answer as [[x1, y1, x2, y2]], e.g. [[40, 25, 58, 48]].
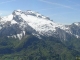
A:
[[0, 35, 80, 60]]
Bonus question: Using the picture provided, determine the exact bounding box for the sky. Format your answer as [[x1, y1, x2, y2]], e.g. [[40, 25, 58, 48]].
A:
[[0, 0, 80, 24]]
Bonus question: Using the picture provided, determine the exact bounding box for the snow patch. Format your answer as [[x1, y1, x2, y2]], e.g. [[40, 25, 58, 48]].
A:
[[75, 35, 79, 38], [7, 31, 26, 40], [11, 20, 17, 24], [32, 33, 41, 39], [74, 23, 79, 26]]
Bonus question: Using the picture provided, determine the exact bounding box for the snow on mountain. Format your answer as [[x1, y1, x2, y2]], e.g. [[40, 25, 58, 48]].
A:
[[13, 10, 64, 33], [0, 10, 64, 39], [73, 22, 80, 26], [0, 9, 80, 40]]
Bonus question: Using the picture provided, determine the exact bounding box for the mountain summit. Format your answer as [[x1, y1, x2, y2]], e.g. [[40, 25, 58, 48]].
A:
[[0, 10, 80, 40]]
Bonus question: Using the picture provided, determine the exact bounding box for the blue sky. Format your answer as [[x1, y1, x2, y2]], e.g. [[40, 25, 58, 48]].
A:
[[0, 0, 80, 24]]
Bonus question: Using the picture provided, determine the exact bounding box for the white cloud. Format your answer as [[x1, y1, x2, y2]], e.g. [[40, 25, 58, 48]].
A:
[[39, 0, 74, 9], [0, 0, 16, 4], [38, 7, 62, 11], [66, 0, 80, 6]]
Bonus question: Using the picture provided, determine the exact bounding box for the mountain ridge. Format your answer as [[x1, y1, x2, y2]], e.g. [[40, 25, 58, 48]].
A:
[[0, 9, 80, 40]]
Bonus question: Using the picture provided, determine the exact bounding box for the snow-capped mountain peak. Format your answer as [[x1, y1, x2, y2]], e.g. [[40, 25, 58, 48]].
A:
[[0, 10, 80, 40], [25, 10, 50, 20], [12, 9, 23, 15], [0, 10, 64, 39]]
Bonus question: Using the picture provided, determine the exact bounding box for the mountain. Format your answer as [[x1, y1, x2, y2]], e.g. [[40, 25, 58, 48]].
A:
[[0, 9, 80, 41], [0, 10, 63, 39], [0, 10, 80, 60]]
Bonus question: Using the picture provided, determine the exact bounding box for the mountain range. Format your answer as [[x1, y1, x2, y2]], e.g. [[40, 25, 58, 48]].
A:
[[0, 10, 80, 40], [0, 10, 80, 60]]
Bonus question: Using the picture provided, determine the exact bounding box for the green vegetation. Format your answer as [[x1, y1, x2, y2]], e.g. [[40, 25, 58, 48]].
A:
[[0, 35, 79, 60]]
